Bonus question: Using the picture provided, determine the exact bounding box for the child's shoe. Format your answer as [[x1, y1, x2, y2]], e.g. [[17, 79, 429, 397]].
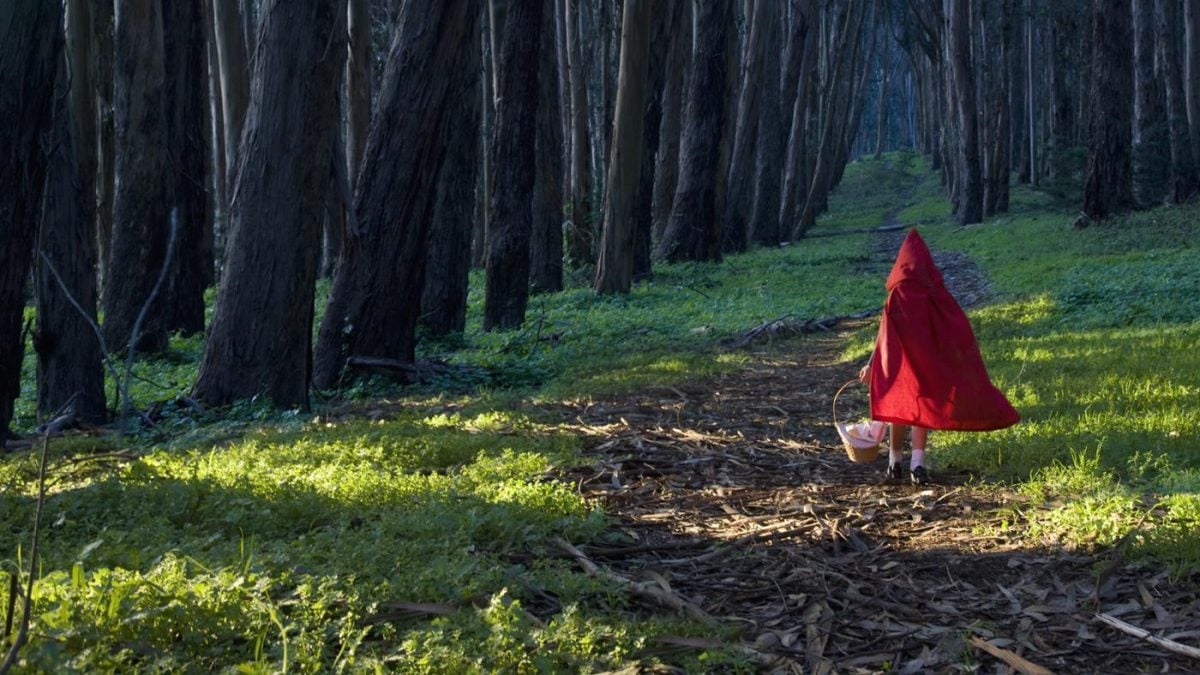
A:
[[910, 465, 930, 485], [884, 463, 904, 482]]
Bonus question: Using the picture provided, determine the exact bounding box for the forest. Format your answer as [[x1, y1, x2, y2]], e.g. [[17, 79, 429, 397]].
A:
[[2, 0, 1199, 671]]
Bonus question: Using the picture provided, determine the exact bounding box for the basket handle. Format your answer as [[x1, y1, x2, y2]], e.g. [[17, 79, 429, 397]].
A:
[[832, 378, 863, 429]]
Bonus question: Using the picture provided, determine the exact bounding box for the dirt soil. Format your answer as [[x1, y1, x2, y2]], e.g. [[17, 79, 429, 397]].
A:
[[551, 234, 1200, 674]]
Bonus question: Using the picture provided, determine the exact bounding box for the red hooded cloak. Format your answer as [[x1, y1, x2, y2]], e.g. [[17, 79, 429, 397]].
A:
[[868, 229, 1020, 431]]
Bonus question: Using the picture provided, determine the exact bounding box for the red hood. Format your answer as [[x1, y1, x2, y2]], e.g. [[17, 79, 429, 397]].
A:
[[886, 228, 944, 290]]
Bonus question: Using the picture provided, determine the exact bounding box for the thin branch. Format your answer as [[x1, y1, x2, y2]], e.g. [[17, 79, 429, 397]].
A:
[[1095, 613, 1200, 661], [0, 432, 51, 675]]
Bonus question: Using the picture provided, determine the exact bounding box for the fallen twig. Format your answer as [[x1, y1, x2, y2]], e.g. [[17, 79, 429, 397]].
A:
[[969, 636, 1055, 674], [729, 307, 881, 348], [1094, 613, 1200, 661], [554, 537, 712, 624]]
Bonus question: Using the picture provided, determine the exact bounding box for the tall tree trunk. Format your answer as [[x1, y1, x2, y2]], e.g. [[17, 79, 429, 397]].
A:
[[485, 0, 542, 329], [194, 0, 346, 408], [37, 56, 106, 426], [204, 0, 227, 281], [985, 0, 1013, 215], [212, 0, 249, 186], [1, 0, 62, 442], [749, 5, 785, 246], [565, 0, 595, 268], [333, 0, 373, 278], [531, 0, 565, 294], [1133, 0, 1168, 205], [948, 0, 983, 224], [66, 0, 98, 227], [650, 0, 691, 243], [1022, 5, 1036, 185], [1156, 0, 1199, 202], [474, 12, 493, 269], [722, 0, 768, 253], [95, 0, 116, 292], [104, 0, 174, 354], [876, 44, 891, 159], [595, 0, 653, 294], [421, 16, 482, 335], [654, 0, 735, 263], [1082, 0, 1135, 220], [631, 1, 675, 283], [778, 1, 816, 236], [1186, 0, 1200, 170], [162, 0, 210, 336], [313, 0, 479, 388]]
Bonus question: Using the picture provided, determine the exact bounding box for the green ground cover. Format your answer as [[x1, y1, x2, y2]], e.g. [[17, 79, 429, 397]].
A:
[[4, 151, 1198, 670]]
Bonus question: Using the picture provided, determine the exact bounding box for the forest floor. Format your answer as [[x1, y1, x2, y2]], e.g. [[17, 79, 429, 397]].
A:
[[545, 229, 1200, 673]]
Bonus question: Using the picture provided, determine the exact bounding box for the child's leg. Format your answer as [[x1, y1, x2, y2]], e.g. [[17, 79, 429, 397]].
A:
[[910, 427, 929, 469], [889, 424, 908, 467]]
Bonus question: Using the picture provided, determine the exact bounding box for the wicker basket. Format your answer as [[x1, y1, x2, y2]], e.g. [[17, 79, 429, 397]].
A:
[[832, 379, 887, 464]]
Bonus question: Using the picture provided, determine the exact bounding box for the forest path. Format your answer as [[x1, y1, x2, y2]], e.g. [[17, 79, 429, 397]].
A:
[[551, 236, 1198, 673]]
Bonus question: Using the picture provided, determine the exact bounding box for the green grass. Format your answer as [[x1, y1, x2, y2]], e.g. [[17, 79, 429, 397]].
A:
[[5, 151, 1200, 670]]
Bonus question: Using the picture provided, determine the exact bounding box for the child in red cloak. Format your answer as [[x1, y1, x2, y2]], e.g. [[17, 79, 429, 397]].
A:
[[857, 229, 1019, 484]]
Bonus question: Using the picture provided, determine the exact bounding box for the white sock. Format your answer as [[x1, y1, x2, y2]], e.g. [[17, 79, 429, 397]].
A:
[[910, 448, 926, 470], [889, 445, 904, 467]]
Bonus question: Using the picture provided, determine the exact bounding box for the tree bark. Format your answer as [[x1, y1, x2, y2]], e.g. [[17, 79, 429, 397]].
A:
[[194, 0, 346, 408], [749, 4, 786, 246], [95, 0, 116, 292], [314, 0, 479, 388], [722, 0, 768, 253], [162, 0, 210, 336], [779, 1, 816, 236], [631, 0, 676, 283], [650, 0, 691, 244], [104, 0, 174, 354], [421, 15, 482, 336], [654, 0, 735, 263], [474, 12, 493, 269], [212, 0, 250, 187], [531, 0, 565, 294], [876, 42, 891, 159], [66, 0, 98, 227], [485, 0, 542, 329], [1186, 0, 1200, 171], [595, 0, 653, 294], [1082, 0, 1135, 220], [1155, 0, 1199, 202], [0, 0, 62, 442], [565, 0, 595, 268], [948, 0, 983, 224], [1133, 0, 1168, 205], [37, 56, 107, 426]]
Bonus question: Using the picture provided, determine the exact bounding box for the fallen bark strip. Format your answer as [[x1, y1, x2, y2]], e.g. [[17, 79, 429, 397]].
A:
[[728, 307, 881, 348], [554, 537, 713, 624], [1095, 613, 1200, 661], [969, 636, 1056, 674]]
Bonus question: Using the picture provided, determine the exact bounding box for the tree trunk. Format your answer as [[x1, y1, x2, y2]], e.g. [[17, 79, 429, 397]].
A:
[[66, 0, 98, 227], [631, 0, 676, 283], [778, 1, 816, 236], [948, 0, 983, 224], [37, 56, 107, 426], [749, 5, 785, 246], [654, 0, 735, 263], [313, 0, 479, 388], [721, 0, 768, 253], [194, 0, 346, 408], [1186, 0, 1200, 171], [876, 43, 891, 158], [95, 0, 116, 292], [212, 0, 250, 186], [421, 17, 482, 336], [1156, 0, 1199, 202], [595, 0, 653, 294], [337, 0, 373, 277], [104, 0, 174, 354], [985, 0, 1013, 215], [1082, 0, 1135, 220], [650, 0, 691, 244], [0, 0, 62, 442], [565, 0, 595, 268], [474, 12, 493, 269], [485, 0, 542, 329], [531, 0, 565, 294], [1133, 0, 1168, 205], [162, 0, 210, 336], [203, 0, 227, 281]]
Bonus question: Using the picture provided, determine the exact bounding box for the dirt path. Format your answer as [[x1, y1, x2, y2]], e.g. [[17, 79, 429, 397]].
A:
[[554, 237, 1200, 673]]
